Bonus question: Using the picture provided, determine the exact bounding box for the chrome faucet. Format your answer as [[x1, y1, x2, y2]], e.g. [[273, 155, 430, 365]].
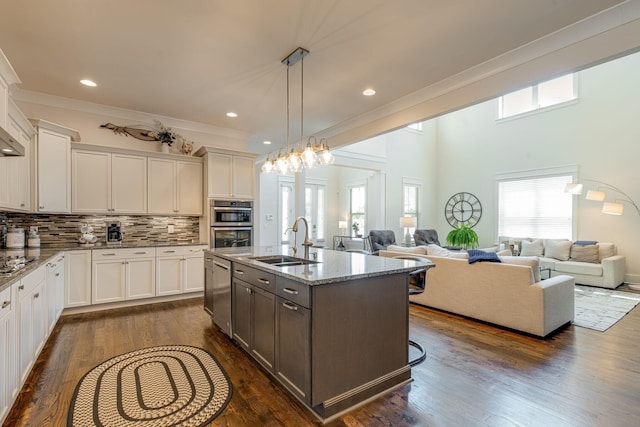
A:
[[286, 216, 313, 259]]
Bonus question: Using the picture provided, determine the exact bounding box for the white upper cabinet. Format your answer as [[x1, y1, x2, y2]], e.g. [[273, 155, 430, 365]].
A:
[[72, 148, 147, 214], [6, 101, 34, 211], [195, 147, 256, 200], [32, 119, 80, 213], [148, 157, 202, 215]]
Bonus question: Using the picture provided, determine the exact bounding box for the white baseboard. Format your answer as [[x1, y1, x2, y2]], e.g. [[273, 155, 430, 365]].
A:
[[62, 292, 203, 316]]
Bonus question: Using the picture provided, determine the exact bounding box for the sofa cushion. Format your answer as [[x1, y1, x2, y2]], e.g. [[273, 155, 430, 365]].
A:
[[569, 244, 599, 263], [386, 244, 428, 255], [544, 239, 572, 261], [539, 257, 556, 270], [554, 260, 603, 277], [499, 255, 541, 283], [520, 239, 544, 256], [598, 242, 616, 259]]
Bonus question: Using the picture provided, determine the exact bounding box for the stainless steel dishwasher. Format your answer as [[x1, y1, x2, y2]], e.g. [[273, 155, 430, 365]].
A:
[[204, 255, 232, 336]]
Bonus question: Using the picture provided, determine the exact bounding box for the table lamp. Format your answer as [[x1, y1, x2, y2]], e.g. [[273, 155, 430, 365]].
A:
[[400, 216, 417, 245], [337, 220, 348, 250]]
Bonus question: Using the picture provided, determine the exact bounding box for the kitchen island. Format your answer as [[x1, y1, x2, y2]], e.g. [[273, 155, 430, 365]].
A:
[[205, 246, 432, 422]]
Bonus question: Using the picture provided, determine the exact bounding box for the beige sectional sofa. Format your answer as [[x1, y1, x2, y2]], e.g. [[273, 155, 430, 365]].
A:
[[379, 245, 575, 337], [498, 237, 626, 289]]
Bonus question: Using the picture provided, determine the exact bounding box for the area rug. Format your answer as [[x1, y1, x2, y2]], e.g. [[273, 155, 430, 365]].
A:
[[574, 285, 640, 331], [68, 345, 232, 426]]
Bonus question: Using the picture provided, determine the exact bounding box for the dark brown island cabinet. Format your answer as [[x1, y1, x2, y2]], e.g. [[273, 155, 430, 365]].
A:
[[204, 247, 426, 422]]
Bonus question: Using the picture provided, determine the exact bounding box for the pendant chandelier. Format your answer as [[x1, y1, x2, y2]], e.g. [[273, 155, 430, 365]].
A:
[[261, 47, 334, 174]]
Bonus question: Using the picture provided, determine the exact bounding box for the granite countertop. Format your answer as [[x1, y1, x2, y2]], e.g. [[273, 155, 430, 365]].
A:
[[0, 241, 209, 292], [207, 246, 433, 286]]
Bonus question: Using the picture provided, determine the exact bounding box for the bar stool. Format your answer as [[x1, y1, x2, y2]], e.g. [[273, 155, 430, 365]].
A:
[[393, 255, 429, 366]]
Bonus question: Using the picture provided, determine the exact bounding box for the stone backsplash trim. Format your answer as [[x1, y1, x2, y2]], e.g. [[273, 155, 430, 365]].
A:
[[0, 212, 201, 247]]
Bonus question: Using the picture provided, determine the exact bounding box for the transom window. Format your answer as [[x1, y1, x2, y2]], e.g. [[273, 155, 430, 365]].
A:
[[498, 73, 577, 119]]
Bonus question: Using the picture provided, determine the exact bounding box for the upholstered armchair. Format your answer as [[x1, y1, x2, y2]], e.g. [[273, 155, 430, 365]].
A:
[[413, 229, 461, 250], [368, 230, 397, 253]]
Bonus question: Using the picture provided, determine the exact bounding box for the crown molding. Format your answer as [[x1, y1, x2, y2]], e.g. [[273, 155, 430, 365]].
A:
[[12, 89, 252, 141]]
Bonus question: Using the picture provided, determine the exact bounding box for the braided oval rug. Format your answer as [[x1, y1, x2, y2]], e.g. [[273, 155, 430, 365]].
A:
[[68, 345, 232, 426]]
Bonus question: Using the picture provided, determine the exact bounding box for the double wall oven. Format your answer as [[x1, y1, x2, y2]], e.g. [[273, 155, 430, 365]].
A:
[[210, 200, 253, 248]]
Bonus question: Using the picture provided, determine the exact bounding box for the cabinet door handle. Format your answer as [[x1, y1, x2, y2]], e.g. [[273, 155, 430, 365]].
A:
[[234, 270, 244, 275], [283, 287, 299, 295], [102, 253, 118, 256], [258, 278, 270, 285], [34, 292, 40, 298], [55, 273, 60, 277], [282, 301, 298, 311], [1, 301, 9, 309], [133, 251, 149, 255], [246, 287, 252, 294], [163, 250, 177, 254], [18, 285, 24, 291], [190, 249, 202, 252]]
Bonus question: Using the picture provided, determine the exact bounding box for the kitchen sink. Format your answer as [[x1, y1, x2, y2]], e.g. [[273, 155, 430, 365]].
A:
[[249, 255, 319, 267]]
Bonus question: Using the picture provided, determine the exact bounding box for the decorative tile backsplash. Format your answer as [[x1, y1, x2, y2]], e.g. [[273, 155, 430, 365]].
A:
[[0, 212, 201, 247]]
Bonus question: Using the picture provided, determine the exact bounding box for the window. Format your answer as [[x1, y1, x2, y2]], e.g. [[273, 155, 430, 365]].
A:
[[497, 171, 574, 239], [406, 122, 423, 132], [498, 73, 576, 119], [349, 185, 366, 236], [402, 180, 421, 234], [279, 181, 294, 244], [305, 183, 327, 243]]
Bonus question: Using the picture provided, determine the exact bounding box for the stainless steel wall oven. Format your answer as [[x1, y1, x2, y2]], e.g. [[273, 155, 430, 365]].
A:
[[210, 200, 253, 248]]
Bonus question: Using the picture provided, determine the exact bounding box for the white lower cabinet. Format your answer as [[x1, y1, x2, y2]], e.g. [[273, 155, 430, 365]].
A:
[[156, 245, 206, 296], [46, 253, 65, 334], [13, 265, 47, 387], [92, 248, 156, 304], [65, 250, 92, 308], [0, 286, 17, 425]]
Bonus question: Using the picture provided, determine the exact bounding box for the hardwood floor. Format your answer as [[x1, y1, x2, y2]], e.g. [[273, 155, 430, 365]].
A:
[[4, 295, 640, 426]]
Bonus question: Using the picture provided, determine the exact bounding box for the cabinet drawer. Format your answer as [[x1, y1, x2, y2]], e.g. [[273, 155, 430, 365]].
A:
[[93, 248, 154, 260], [0, 286, 11, 316], [232, 264, 275, 292], [276, 277, 310, 309], [21, 265, 46, 291], [156, 245, 206, 258]]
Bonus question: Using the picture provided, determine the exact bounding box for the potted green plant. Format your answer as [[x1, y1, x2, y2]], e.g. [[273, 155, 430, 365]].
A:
[[446, 224, 479, 249], [352, 222, 361, 237]]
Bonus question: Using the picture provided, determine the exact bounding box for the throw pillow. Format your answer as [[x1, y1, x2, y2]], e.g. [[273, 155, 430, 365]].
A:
[[597, 242, 616, 260], [520, 239, 544, 257], [569, 244, 599, 263], [386, 244, 428, 255], [499, 255, 541, 283], [544, 239, 572, 261], [496, 249, 513, 256], [426, 244, 451, 257], [467, 250, 501, 264]]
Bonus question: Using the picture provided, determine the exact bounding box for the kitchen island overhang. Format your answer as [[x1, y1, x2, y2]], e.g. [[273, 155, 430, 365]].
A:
[[205, 246, 433, 423]]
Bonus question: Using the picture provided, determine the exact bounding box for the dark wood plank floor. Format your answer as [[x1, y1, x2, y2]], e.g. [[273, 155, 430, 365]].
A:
[[5, 291, 640, 426]]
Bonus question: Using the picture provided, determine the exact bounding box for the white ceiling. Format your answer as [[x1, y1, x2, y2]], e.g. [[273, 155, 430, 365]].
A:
[[0, 0, 628, 154]]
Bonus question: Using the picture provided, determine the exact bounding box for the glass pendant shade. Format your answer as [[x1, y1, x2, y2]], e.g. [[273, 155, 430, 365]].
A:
[[301, 144, 317, 169], [275, 154, 289, 175], [287, 150, 302, 172]]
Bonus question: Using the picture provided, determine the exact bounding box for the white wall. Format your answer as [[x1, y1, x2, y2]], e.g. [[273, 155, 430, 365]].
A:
[[434, 52, 640, 282]]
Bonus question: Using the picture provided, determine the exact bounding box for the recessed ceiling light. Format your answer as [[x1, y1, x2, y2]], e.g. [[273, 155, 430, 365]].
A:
[[263, 140, 272, 145], [80, 79, 97, 87], [362, 88, 376, 96], [226, 112, 238, 118]]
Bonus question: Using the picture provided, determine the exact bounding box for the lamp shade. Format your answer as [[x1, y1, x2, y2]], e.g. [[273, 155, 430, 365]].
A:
[[586, 190, 606, 201], [564, 183, 583, 194], [338, 220, 348, 229], [602, 202, 624, 215], [400, 216, 417, 228]]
